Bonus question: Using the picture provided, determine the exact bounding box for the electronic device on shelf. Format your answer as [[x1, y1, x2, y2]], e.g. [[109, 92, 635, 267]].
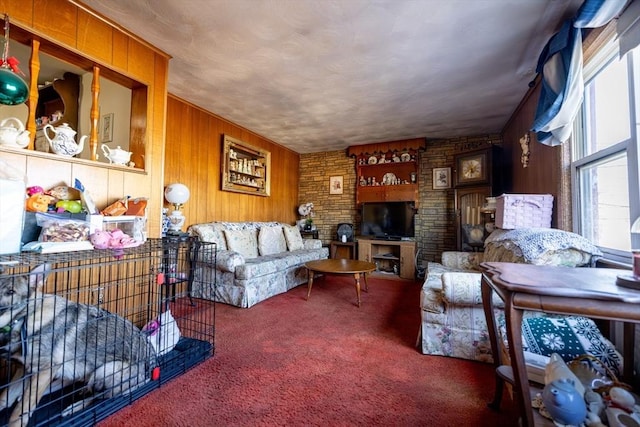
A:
[[336, 223, 354, 242], [360, 201, 415, 240]]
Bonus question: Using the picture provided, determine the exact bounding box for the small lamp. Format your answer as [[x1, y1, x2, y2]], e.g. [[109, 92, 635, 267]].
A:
[[0, 14, 28, 105], [164, 183, 190, 234]]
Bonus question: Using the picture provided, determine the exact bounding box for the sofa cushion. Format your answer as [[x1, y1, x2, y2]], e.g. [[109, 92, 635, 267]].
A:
[[224, 228, 259, 258], [484, 228, 602, 267], [283, 224, 304, 251], [258, 225, 287, 255], [189, 222, 228, 250]]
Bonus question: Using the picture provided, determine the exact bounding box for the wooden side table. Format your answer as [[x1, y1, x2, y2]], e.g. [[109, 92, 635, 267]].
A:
[[301, 230, 318, 239], [330, 240, 357, 259], [480, 262, 640, 427]]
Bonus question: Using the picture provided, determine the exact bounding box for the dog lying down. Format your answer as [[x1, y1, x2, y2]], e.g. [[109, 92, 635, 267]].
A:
[[0, 264, 157, 427]]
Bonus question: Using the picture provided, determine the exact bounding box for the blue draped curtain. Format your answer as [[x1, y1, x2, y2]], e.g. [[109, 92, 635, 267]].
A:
[[531, 0, 628, 146]]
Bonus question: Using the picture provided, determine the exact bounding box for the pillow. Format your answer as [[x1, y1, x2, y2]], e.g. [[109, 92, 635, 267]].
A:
[[188, 223, 227, 250], [223, 228, 258, 258], [282, 224, 304, 251], [258, 225, 287, 256]]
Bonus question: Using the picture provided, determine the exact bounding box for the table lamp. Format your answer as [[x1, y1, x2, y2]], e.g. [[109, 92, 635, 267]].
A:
[[0, 14, 29, 105], [164, 183, 190, 234]]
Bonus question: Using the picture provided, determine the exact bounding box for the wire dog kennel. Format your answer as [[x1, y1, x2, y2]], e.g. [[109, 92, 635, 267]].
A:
[[0, 237, 216, 426]]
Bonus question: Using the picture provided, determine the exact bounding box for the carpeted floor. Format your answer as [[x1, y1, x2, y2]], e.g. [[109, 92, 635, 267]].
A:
[[98, 275, 518, 426]]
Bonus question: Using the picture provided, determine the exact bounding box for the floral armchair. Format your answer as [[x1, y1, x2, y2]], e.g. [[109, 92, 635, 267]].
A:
[[418, 228, 622, 380]]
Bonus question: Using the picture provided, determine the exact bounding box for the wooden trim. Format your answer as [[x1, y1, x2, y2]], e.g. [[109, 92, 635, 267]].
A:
[[347, 138, 426, 157]]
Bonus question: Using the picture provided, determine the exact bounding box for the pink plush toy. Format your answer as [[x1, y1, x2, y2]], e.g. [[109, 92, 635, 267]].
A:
[[90, 230, 111, 249], [90, 229, 139, 250]]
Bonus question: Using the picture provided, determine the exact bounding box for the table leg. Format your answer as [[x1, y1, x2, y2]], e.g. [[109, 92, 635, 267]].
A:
[[306, 270, 315, 301], [481, 275, 505, 411], [353, 273, 361, 307], [363, 272, 369, 292], [504, 298, 532, 427]]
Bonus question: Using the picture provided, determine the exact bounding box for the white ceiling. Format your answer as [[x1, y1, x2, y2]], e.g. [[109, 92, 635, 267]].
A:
[[78, 0, 583, 153]]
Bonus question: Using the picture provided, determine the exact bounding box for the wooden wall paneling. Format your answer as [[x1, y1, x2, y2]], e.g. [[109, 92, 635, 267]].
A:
[[127, 38, 156, 82], [165, 95, 300, 228], [0, 0, 33, 24], [111, 30, 129, 70], [33, 0, 78, 49], [76, 9, 113, 63]]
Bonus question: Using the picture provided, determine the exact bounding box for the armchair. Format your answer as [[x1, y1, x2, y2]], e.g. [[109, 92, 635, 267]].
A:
[[418, 228, 621, 378]]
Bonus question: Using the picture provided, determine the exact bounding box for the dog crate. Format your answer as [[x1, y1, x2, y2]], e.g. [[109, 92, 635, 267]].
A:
[[0, 237, 216, 426]]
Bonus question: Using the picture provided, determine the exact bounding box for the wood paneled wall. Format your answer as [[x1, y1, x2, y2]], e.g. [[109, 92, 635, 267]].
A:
[[164, 95, 300, 227], [0, 0, 169, 237], [501, 82, 570, 229]]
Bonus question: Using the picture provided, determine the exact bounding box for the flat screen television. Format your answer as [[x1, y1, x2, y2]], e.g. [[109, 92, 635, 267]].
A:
[[360, 201, 415, 239]]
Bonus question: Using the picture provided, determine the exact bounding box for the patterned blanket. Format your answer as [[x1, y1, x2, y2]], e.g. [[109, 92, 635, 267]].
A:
[[485, 228, 602, 263]]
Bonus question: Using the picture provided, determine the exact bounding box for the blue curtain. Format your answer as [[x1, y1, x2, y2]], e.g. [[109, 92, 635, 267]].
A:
[[531, 0, 628, 146]]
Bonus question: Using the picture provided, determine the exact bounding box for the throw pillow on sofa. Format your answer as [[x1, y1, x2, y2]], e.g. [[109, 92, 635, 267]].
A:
[[283, 224, 304, 251], [258, 225, 287, 255], [224, 228, 259, 258]]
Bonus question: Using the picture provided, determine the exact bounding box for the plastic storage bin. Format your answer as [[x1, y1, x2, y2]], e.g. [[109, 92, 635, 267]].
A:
[[495, 194, 553, 229]]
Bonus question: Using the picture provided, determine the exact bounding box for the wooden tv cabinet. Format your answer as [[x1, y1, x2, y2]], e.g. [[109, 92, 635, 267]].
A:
[[357, 238, 416, 280]]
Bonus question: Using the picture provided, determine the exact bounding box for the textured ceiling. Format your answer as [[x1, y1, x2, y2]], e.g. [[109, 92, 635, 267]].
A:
[[78, 0, 582, 153]]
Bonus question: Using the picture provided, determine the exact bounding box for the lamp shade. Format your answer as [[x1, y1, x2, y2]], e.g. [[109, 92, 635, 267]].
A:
[[164, 183, 190, 205]]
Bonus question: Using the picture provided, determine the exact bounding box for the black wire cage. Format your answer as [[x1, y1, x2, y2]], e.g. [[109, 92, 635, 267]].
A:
[[0, 237, 216, 426]]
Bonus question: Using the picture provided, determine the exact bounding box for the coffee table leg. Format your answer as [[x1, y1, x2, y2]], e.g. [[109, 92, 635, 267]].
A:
[[353, 273, 361, 307], [363, 272, 369, 292], [306, 270, 314, 301]]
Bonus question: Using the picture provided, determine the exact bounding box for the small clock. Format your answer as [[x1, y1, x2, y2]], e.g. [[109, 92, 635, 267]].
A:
[[455, 149, 489, 186], [336, 223, 354, 242]]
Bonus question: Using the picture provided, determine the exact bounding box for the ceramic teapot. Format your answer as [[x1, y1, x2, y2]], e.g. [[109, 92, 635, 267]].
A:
[[0, 117, 30, 148], [43, 123, 86, 157], [101, 144, 132, 165]]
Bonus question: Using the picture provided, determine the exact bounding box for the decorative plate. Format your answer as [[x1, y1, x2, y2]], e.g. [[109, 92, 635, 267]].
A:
[[400, 153, 411, 162], [368, 156, 377, 165], [382, 172, 397, 185]]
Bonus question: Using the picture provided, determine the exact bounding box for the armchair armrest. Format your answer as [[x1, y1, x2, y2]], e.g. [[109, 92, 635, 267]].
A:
[[441, 271, 503, 308]]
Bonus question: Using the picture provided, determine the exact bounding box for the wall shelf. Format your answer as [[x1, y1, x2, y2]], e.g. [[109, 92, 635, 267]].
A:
[[221, 134, 271, 196]]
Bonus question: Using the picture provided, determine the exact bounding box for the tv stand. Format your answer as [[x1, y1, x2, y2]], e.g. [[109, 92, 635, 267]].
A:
[[357, 238, 416, 280], [375, 235, 402, 241]]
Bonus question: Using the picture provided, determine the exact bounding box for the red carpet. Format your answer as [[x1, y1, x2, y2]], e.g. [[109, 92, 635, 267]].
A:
[[99, 276, 518, 426]]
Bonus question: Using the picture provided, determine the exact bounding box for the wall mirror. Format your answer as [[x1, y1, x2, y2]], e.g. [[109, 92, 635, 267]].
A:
[[0, 23, 148, 170]]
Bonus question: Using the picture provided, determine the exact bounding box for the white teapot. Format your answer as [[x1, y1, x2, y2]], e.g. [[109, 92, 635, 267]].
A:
[[43, 122, 86, 157], [101, 144, 132, 165], [0, 117, 30, 148]]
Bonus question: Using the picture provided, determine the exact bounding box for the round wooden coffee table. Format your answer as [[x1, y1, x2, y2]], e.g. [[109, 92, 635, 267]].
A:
[[305, 259, 377, 307]]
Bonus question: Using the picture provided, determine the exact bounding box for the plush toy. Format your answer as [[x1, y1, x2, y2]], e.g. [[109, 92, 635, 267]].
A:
[[89, 230, 111, 249], [25, 193, 54, 212]]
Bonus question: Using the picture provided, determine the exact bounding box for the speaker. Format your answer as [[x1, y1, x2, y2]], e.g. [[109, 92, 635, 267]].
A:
[[336, 223, 354, 242]]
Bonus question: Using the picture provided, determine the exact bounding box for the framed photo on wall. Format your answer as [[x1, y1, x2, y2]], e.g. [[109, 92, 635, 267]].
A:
[[101, 113, 114, 143], [432, 167, 451, 189], [329, 176, 343, 194]]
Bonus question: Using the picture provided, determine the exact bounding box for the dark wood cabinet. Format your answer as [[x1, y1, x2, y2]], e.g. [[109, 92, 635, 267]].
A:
[[454, 145, 507, 251]]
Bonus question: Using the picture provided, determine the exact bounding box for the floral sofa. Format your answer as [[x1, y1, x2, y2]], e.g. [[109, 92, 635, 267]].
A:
[[188, 221, 329, 308], [418, 228, 623, 379]]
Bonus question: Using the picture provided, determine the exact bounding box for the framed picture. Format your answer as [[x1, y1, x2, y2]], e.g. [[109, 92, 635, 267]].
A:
[[101, 113, 114, 143], [455, 149, 489, 186], [329, 176, 343, 194], [432, 167, 451, 189]]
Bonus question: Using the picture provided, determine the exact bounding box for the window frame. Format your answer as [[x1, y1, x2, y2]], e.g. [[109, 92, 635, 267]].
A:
[[572, 34, 640, 264]]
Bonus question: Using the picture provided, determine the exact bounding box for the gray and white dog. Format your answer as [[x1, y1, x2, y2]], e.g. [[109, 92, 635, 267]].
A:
[[0, 264, 157, 427]]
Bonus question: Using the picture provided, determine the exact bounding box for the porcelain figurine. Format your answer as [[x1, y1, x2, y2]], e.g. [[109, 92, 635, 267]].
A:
[[43, 122, 86, 157], [542, 378, 587, 426], [101, 144, 132, 165], [0, 117, 30, 148]]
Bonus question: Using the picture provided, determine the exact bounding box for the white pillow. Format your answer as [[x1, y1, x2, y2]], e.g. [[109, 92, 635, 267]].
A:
[[282, 224, 304, 251], [223, 228, 258, 258], [258, 225, 287, 255]]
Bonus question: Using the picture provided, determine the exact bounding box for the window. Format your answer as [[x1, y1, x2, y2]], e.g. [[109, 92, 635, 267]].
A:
[[573, 37, 640, 263]]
